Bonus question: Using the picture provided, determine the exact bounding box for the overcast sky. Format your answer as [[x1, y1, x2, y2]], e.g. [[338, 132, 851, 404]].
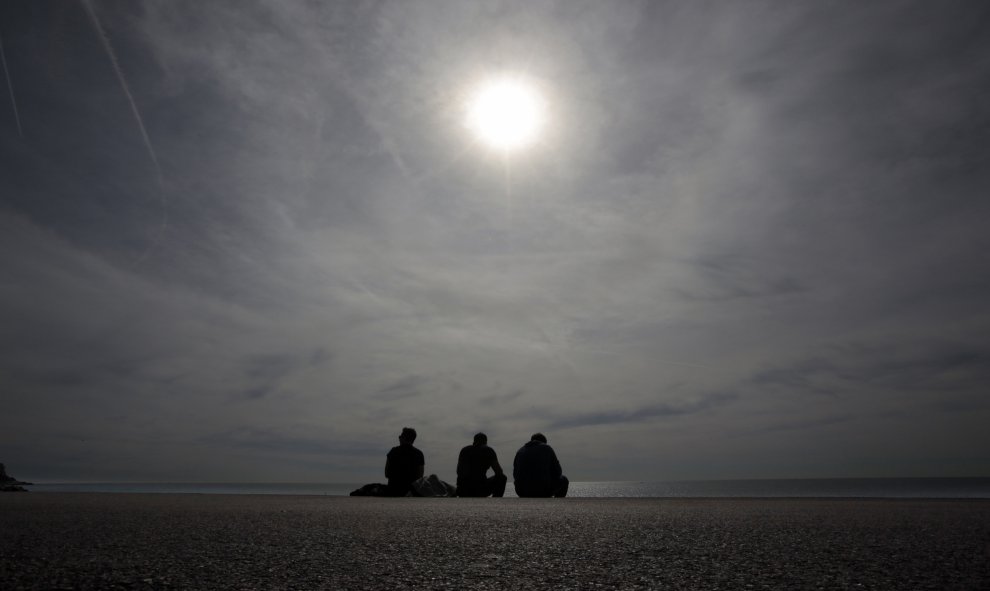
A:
[[2, 1, 989, 483]]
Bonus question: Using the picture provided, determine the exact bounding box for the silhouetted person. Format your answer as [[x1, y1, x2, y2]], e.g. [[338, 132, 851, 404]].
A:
[[513, 433, 568, 498], [385, 427, 424, 496], [456, 433, 507, 497]]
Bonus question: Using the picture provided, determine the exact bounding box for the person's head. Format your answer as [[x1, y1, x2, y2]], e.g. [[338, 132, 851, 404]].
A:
[[399, 427, 417, 445], [530, 433, 547, 444], [473, 432, 487, 446]]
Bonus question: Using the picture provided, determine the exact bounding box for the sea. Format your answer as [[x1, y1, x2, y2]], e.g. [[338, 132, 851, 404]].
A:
[[23, 478, 990, 498]]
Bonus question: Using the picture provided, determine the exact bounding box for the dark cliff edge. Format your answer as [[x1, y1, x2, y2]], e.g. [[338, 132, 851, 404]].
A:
[[0, 463, 32, 492]]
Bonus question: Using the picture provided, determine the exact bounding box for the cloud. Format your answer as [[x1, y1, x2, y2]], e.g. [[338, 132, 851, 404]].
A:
[[200, 426, 381, 459], [759, 414, 856, 435], [750, 335, 990, 403], [376, 374, 430, 401], [545, 391, 738, 430], [2, 1, 989, 481]]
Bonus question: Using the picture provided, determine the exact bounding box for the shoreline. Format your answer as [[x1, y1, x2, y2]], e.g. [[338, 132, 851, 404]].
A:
[[3, 494, 989, 589], [14, 490, 990, 501], [18, 476, 990, 499]]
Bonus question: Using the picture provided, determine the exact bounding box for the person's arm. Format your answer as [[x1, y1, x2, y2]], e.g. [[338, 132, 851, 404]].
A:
[[385, 450, 393, 479], [549, 449, 562, 480], [490, 449, 504, 477], [415, 449, 425, 480]]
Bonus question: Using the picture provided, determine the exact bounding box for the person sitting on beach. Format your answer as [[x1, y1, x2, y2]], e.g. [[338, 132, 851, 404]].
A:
[[385, 427, 425, 497], [456, 432, 507, 497], [513, 433, 568, 498]]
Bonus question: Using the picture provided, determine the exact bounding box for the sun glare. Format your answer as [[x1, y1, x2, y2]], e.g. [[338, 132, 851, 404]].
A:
[[466, 74, 546, 152]]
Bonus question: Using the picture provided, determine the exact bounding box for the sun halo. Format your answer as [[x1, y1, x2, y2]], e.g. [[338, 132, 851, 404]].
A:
[[465, 74, 546, 153]]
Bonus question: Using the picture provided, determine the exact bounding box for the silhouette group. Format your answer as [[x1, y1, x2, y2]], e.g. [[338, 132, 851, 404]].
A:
[[353, 428, 568, 498]]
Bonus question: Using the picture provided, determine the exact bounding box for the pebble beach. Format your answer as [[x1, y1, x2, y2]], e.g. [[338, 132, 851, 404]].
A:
[[2, 493, 989, 590]]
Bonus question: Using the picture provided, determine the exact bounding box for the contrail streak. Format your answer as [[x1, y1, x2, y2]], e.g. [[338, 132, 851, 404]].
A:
[[82, 0, 160, 174], [81, 0, 167, 260], [0, 30, 22, 138]]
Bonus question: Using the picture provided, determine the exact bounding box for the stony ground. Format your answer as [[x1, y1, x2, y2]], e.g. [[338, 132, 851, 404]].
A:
[[2, 494, 989, 589]]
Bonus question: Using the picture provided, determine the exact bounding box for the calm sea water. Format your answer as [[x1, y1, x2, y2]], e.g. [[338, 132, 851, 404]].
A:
[[25, 478, 990, 498]]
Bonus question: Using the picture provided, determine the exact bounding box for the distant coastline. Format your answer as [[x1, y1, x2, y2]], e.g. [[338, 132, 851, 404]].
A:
[[20, 477, 990, 498], [0, 463, 32, 492]]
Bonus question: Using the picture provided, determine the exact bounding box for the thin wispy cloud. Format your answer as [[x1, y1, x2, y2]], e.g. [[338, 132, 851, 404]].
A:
[[0, 29, 22, 137], [1, 0, 988, 481]]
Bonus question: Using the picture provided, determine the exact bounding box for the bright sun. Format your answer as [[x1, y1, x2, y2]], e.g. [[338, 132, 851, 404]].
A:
[[466, 74, 546, 152]]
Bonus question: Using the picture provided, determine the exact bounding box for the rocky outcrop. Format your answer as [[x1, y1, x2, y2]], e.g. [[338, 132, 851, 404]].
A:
[[350, 483, 389, 496], [411, 474, 456, 497], [349, 475, 457, 497], [0, 463, 31, 491]]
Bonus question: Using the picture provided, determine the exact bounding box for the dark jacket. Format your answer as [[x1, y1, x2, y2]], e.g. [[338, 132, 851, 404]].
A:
[[456, 444, 501, 492], [512, 440, 562, 493], [385, 444, 424, 496]]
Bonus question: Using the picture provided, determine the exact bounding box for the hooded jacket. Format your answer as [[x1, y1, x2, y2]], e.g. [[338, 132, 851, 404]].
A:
[[512, 440, 562, 492]]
